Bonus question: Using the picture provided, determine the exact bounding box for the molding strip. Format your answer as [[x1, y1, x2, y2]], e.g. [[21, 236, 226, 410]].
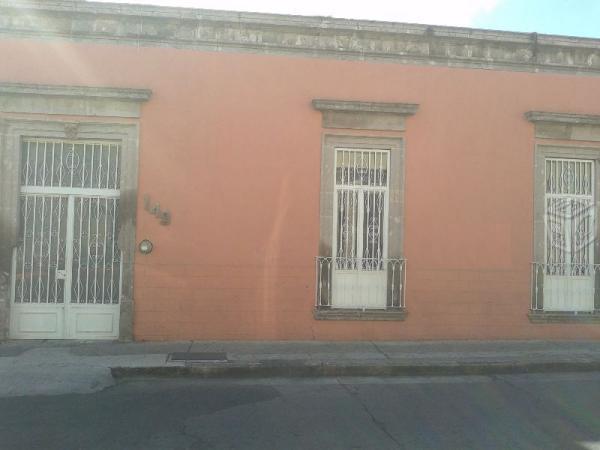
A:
[[526, 111, 600, 142], [2, 1, 600, 75], [313, 100, 419, 115], [0, 82, 152, 102], [0, 82, 152, 118], [526, 111, 600, 126], [313, 100, 418, 131]]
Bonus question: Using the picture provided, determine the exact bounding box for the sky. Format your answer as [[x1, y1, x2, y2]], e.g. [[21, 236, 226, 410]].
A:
[[93, 0, 600, 38]]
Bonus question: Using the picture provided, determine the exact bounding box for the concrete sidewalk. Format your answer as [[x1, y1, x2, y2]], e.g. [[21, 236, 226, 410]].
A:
[[1, 340, 599, 397]]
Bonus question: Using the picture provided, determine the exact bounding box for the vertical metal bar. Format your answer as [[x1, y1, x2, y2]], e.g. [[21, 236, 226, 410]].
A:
[[566, 197, 572, 275], [20, 141, 31, 303], [344, 188, 349, 263], [50, 141, 56, 187], [338, 150, 351, 268], [385, 151, 390, 260], [69, 143, 75, 188], [89, 143, 95, 190], [97, 143, 103, 189], [40, 141, 47, 186], [58, 141, 64, 188], [114, 144, 120, 189], [347, 149, 352, 186], [118, 247, 124, 304], [367, 152, 372, 264], [77, 197, 84, 304], [64, 196, 75, 330], [82, 144, 87, 188], [354, 152, 360, 267], [592, 162, 596, 274], [345, 151, 350, 263], [101, 197, 108, 303], [545, 160, 550, 275], [538, 264, 542, 310], [402, 260, 407, 308], [357, 170, 364, 271], [33, 140, 39, 186], [532, 264, 536, 310], [560, 160, 564, 194], [54, 197, 64, 302], [589, 161, 593, 195], [353, 189, 358, 268], [86, 196, 92, 304], [28, 195, 37, 303], [37, 196, 46, 303], [110, 199, 117, 303], [315, 258, 320, 307], [10, 247, 17, 304], [547, 196, 551, 268], [552, 197, 556, 269], [105, 144, 111, 189], [326, 259, 331, 306], [20, 196, 28, 302], [29, 144, 39, 299], [94, 197, 101, 303], [590, 162, 595, 271], [391, 261, 396, 307], [377, 151, 382, 187], [45, 196, 54, 303]]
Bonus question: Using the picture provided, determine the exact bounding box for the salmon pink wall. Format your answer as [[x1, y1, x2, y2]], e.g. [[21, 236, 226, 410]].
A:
[[2, 38, 600, 340]]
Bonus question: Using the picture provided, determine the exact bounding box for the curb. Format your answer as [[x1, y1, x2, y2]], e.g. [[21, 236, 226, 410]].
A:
[[111, 360, 600, 379]]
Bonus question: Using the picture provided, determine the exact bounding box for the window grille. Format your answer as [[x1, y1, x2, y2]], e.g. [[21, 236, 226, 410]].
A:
[[12, 139, 122, 305], [545, 158, 594, 276], [21, 139, 120, 190], [334, 149, 389, 271]]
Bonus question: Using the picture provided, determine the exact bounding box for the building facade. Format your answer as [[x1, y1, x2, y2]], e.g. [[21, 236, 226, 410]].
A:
[[1, 0, 600, 341]]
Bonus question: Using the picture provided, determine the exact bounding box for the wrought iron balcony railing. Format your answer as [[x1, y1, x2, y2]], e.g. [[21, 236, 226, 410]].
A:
[[315, 256, 406, 309]]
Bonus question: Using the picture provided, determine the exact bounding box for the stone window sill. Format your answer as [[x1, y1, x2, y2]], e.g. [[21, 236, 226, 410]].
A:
[[528, 311, 600, 324], [313, 308, 407, 321]]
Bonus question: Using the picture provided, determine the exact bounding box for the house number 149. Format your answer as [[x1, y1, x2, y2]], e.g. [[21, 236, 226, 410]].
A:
[[143, 195, 171, 225]]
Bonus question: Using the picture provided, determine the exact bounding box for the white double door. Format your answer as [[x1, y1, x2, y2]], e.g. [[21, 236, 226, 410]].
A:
[[331, 149, 389, 309], [544, 158, 596, 312], [10, 193, 121, 339]]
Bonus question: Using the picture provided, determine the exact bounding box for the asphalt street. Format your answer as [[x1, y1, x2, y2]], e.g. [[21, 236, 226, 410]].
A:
[[1, 373, 599, 450]]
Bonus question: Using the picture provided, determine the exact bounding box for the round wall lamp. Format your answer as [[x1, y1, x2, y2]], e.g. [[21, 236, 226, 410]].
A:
[[138, 239, 154, 255]]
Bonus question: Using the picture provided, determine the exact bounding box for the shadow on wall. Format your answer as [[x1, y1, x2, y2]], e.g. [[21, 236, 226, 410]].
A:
[[259, 174, 292, 337]]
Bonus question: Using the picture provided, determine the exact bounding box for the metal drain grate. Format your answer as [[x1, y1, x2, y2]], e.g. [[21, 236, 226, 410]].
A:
[[168, 352, 228, 362]]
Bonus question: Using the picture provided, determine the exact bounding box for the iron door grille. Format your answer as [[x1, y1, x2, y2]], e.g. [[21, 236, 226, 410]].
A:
[[12, 139, 122, 306], [334, 149, 389, 271]]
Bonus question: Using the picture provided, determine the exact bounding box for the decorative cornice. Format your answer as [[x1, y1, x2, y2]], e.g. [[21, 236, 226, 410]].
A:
[[0, 82, 152, 118], [0, 82, 152, 102], [313, 99, 417, 131], [525, 111, 600, 126], [1, 1, 600, 75], [313, 100, 419, 115]]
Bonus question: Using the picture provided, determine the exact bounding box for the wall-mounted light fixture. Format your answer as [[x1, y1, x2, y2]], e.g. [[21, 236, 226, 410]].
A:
[[138, 239, 154, 254]]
